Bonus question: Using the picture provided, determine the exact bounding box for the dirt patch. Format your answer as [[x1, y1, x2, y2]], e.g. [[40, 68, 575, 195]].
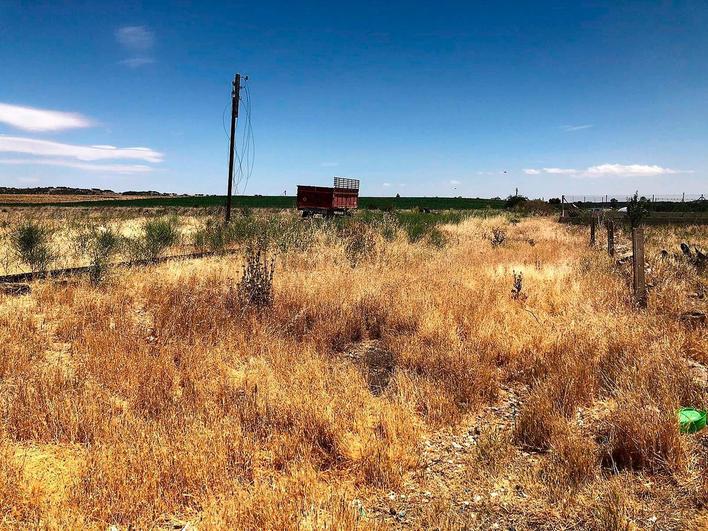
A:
[[343, 340, 395, 395]]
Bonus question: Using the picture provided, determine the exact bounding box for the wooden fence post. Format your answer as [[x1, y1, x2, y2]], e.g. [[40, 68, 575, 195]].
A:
[[606, 220, 615, 257], [632, 227, 647, 307], [590, 217, 596, 246]]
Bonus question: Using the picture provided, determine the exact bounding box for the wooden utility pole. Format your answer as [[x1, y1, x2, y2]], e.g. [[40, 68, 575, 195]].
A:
[[225, 73, 242, 224], [632, 227, 647, 307], [606, 220, 615, 256]]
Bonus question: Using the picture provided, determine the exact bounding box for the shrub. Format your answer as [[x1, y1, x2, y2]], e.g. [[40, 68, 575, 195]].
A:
[[10, 220, 54, 272], [85, 227, 120, 283], [193, 218, 230, 254], [236, 242, 275, 308], [505, 194, 528, 209], [128, 217, 180, 261], [627, 191, 649, 228]]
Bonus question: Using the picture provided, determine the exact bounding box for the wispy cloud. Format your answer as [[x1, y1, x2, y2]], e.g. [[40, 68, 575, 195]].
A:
[[0, 136, 163, 163], [382, 182, 391, 187], [543, 167, 577, 175], [118, 57, 156, 68], [116, 25, 155, 67], [0, 158, 154, 174], [449, 179, 461, 185], [116, 26, 154, 50], [560, 124, 593, 132], [320, 161, 339, 167], [523, 163, 685, 179], [0, 102, 93, 132]]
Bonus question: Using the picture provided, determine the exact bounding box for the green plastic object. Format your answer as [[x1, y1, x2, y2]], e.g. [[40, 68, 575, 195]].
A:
[[678, 408, 707, 434]]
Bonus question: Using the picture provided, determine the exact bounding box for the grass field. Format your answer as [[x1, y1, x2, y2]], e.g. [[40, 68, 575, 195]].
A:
[[0, 209, 706, 528], [0, 194, 506, 210]]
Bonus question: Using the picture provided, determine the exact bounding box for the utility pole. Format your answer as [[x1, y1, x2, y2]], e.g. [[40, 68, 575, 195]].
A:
[[225, 73, 242, 224]]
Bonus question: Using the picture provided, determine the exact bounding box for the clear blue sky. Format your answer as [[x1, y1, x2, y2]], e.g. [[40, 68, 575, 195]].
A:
[[0, 1, 706, 197]]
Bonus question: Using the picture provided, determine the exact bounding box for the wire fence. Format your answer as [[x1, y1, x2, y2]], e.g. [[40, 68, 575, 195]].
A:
[[563, 193, 705, 203]]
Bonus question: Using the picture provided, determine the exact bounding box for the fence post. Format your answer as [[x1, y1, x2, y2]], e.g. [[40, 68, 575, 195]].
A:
[[606, 220, 614, 256], [632, 227, 647, 307], [590, 216, 596, 246]]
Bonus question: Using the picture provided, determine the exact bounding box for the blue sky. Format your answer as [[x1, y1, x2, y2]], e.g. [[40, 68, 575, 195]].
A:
[[0, 1, 706, 197]]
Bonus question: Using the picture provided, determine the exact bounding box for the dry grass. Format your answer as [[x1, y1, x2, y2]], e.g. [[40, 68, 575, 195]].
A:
[[0, 211, 706, 528]]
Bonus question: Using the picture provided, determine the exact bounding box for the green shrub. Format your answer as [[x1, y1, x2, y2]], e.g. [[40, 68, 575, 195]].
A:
[[10, 221, 54, 272], [193, 219, 230, 254], [627, 191, 649, 228], [128, 217, 180, 261]]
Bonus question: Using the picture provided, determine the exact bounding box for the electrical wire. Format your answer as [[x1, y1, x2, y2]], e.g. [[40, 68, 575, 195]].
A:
[[224, 77, 255, 196]]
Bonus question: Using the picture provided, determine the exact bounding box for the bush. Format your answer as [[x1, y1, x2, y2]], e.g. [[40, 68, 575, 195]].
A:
[[505, 194, 528, 209], [129, 217, 180, 261], [627, 191, 649, 228], [86, 228, 120, 283], [10, 221, 54, 272], [193, 219, 230, 254], [548, 197, 561, 205]]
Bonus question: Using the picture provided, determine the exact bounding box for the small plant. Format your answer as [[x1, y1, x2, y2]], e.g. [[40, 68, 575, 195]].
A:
[[193, 218, 230, 254], [427, 227, 447, 248], [491, 227, 506, 246], [344, 222, 376, 267], [86, 228, 120, 283], [511, 270, 525, 299], [236, 241, 275, 308], [128, 217, 180, 261], [627, 191, 649, 228], [10, 220, 54, 272]]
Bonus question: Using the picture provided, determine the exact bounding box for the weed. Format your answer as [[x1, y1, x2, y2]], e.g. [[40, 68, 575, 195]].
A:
[[236, 241, 275, 308], [491, 227, 506, 246], [511, 270, 525, 299]]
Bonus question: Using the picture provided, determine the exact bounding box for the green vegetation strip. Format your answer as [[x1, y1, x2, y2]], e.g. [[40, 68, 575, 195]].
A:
[[0, 195, 506, 210]]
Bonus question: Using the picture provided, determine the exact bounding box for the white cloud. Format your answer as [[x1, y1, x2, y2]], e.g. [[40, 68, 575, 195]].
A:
[[116, 26, 155, 67], [0, 136, 163, 162], [0, 158, 154, 174], [584, 164, 678, 177], [543, 167, 577, 175], [116, 26, 154, 50], [522, 163, 684, 179], [449, 179, 461, 185], [561, 124, 593, 132], [0, 102, 93, 132], [382, 182, 391, 187]]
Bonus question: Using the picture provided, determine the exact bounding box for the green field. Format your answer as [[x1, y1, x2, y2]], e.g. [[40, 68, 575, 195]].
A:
[[0, 195, 506, 210]]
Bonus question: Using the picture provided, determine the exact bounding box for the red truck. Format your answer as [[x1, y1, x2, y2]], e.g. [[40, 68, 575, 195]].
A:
[[297, 177, 360, 217]]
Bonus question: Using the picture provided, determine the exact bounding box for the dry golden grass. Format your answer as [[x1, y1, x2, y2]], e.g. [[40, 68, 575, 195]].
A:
[[0, 211, 706, 529]]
